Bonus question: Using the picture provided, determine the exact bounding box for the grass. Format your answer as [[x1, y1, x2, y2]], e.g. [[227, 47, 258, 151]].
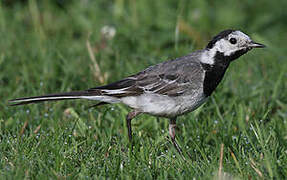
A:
[[0, 0, 287, 179]]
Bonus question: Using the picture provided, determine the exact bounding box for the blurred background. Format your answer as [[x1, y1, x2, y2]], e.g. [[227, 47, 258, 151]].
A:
[[0, 0, 286, 179]]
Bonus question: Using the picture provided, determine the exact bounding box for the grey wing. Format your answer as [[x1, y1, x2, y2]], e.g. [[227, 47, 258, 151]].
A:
[[88, 60, 204, 97], [136, 61, 204, 96]]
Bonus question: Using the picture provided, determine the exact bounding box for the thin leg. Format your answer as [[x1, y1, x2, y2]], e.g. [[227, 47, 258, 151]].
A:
[[169, 118, 184, 157], [126, 110, 141, 142]]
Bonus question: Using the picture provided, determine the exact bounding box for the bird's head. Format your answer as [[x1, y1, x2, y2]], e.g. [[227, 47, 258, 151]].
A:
[[205, 29, 265, 62]]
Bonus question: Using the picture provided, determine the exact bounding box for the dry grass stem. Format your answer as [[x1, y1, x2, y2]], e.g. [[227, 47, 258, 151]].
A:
[[218, 143, 224, 178], [86, 34, 108, 84]]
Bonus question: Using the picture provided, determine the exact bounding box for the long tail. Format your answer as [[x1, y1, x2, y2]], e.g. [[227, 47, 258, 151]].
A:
[[8, 91, 100, 106]]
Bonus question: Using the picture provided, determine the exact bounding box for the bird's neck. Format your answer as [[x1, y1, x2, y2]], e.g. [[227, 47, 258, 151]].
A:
[[201, 50, 231, 97]]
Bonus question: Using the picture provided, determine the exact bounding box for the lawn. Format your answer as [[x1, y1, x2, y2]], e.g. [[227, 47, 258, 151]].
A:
[[0, 0, 287, 179]]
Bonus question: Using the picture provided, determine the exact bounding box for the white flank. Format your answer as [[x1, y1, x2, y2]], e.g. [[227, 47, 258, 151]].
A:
[[121, 93, 180, 116]]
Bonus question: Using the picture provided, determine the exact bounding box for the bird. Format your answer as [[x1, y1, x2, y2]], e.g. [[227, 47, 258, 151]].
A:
[[9, 29, 265, 154]]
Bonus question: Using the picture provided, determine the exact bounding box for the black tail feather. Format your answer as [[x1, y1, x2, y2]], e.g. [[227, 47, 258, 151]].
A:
[[9, 90, 93, 106]]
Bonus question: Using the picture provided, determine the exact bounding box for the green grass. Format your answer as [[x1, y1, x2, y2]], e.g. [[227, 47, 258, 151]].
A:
[[1, 0, 287, 179]]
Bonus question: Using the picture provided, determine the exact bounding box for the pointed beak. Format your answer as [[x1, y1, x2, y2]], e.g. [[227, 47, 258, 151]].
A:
[[248, 41, 266, 48]]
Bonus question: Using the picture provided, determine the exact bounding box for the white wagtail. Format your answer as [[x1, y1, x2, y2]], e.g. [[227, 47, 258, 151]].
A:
[[9, 29, 265, 154]]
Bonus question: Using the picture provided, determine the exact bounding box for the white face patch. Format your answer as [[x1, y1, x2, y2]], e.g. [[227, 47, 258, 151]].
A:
[[211, 30, 252, 57], [234, 31, 251, 40]]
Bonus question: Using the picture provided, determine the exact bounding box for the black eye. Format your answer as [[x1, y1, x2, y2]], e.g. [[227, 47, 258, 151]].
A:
[[229, 38, 237, 44]]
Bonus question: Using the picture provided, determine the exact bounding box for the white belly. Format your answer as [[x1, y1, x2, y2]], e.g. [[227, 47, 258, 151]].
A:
[[121, 91, 207, 117]]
